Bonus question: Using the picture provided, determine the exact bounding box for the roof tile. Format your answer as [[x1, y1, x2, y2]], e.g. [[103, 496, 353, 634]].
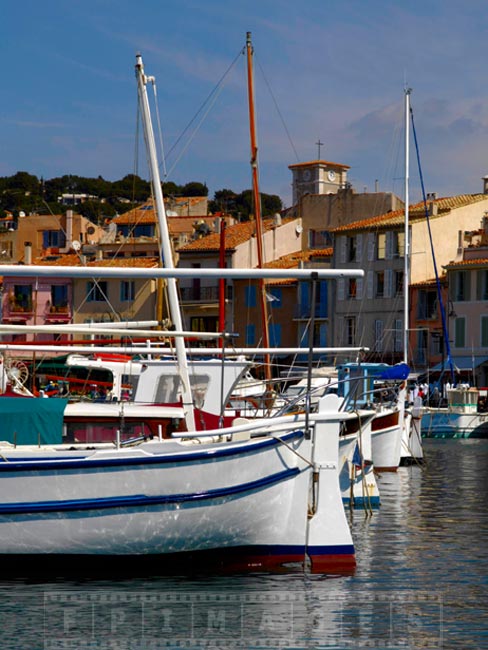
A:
[[331, 194, 488, 233]]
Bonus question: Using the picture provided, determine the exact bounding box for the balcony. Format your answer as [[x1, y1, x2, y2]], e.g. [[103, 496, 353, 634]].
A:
[[49, 304, 70, 314], [179, 286, 233, 303], [44, 303, 71, 323], [8, 300, 33, 315]]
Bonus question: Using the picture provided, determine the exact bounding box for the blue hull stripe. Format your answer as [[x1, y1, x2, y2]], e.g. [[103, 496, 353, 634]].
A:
[[0, 467, 301, 515], [0, 431, 304, 472], [307, 545, 355, 556]]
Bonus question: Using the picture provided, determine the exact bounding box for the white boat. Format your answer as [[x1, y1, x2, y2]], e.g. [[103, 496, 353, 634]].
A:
[[336, 361, 408, 472], [0, 52, 366, 572], [0, 396, 359, 571], [421, 385, 488, 438]]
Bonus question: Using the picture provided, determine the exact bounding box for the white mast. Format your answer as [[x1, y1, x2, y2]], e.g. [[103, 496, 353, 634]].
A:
[[403, 88, 411, 365], [135, 54, 195, 430]]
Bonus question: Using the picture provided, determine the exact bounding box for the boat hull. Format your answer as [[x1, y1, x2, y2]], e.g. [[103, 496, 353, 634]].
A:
[[0, 408, 356, 573], [421, 409, 488, 438], [370, 409, 402, 471]]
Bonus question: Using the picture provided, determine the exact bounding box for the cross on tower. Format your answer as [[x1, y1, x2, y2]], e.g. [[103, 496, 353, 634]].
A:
[[315, 139, 324, 159]]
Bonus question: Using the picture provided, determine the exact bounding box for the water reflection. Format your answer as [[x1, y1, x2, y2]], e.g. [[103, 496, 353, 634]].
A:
[[0, 440, 486, 649]]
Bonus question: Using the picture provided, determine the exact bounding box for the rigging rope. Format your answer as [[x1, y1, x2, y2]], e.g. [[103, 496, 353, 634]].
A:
[[409, 104, 455, 384], [255, 58, 300, 163], [164, 47, 244, 178]]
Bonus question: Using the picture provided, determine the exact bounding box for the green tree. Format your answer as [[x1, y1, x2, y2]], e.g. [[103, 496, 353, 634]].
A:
[[182, 181, 208, 197], [6, 171, 40, 193], [210, 188, 282, 220], [112, 174, 150, 201]]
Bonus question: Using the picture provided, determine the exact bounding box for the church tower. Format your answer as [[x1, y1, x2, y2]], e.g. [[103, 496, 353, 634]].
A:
[[289, 159, 350, 205]]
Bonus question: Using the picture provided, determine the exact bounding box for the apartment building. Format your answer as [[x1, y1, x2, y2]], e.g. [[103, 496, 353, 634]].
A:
[[330, 193, 488, 364]]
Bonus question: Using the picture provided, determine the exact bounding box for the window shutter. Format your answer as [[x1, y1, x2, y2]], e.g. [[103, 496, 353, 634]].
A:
[[356, 277, 363, 300], [339, 237, 347, 264], [356, 234, 363, 263], [481, 316, 488, 348], [385, 231, 393, 260], [337, 278, 345, 301], [375, 320, 384, 351], [455, 317, 466, 348], [395, 319, 403, 352], [367, 271, 374, 299], [367, 233, 375, 261], [465, 271, 471, 301], [385, 269, 392, 298]]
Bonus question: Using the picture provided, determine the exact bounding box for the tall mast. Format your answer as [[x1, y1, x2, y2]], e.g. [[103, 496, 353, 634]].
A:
[[135, 54, 195, 431], [246, 32, 272, 383], [403, 88, 411, 365]]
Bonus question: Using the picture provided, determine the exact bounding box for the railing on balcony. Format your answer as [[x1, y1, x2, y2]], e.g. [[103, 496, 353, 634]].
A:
[[8, 301, 33, 314], [49, 304, 70, 314], [179, 286, 233, 303]]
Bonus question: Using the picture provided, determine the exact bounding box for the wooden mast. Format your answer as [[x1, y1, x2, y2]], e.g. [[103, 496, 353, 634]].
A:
[[246, 32, 272, 384]]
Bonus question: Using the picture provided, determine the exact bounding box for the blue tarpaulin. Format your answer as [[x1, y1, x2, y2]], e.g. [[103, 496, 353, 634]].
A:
[[373, 363, 410, 381]]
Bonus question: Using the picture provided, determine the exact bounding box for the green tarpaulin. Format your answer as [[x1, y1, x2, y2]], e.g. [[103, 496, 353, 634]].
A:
[[0, 397, 68, 445]]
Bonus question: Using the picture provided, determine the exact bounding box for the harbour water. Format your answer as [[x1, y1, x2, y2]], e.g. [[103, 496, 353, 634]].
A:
[[0, 439, 486, 649]]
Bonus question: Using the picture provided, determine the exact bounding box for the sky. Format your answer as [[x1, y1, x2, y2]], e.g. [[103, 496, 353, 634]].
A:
[[2, 0, 488, 209]]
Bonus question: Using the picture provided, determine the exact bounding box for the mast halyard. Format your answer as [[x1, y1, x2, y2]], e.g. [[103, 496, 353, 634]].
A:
[[135, 54, 196, 431], [246, 32, 272, 385]]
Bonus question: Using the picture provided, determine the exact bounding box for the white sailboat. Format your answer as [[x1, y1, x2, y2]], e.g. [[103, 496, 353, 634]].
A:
[[399, 88, 424, 464], [0, 52, 367, 572]]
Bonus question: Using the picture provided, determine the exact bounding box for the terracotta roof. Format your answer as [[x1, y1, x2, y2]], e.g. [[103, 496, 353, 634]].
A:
[[288, 160, 350, 170], [113, 197, 209, 226], [260, 248, 333, 285], [86, 257, 159, 268], [31, 254, 159, 268], [33, 253, 83, 266], [331, 194, 488, 233], [264, 248, 333, 269], [112, 202, 156, 225], [167, 215, 218, 235], [410, 276, 446, 288], [444, 257, 488, 269], [178, 217, 295, 252], [169, 196, 207, 208]]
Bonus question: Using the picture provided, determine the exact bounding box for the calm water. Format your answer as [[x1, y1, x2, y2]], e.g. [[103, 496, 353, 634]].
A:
[[1, 439, 487, 649]]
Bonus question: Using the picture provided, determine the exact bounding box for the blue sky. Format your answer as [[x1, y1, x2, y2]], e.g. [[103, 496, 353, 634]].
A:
[[2, 0, 488, 208]]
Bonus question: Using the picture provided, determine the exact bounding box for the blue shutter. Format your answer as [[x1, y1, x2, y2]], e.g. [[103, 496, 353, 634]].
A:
[[245, 285, 256, 307], [269, 324, 282, 347], [245, 323, 255, 345]]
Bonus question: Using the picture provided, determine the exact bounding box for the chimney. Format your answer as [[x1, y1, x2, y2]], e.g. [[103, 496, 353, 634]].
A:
[[24, 241, 32, 265], [429, 202, 438, 216], [273, 213, 282, 227], [65, 209, 73, 249], [483, 176, 488, 194]]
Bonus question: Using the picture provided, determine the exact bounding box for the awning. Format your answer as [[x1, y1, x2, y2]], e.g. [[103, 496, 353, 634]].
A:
[[430, 356, 488, 372]]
